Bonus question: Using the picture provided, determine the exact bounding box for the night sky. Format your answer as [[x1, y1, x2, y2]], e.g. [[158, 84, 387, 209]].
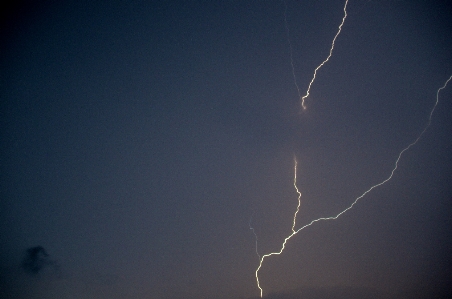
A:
[[1, 1, 452, 298]]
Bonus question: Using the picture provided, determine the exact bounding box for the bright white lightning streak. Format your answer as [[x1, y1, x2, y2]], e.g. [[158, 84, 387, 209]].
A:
[[254, 75, 452, 298], [254, 156, 302, 298], [291, 156, 302, 233], [300, 0, 349, 110]]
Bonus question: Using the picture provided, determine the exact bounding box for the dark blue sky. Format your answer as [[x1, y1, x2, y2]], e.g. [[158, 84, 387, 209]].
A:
[[1, 1, 452, 298]]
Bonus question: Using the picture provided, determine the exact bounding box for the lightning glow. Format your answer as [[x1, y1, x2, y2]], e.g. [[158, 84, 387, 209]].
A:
[[299, 0, 349, 110], [254, 75, 452, 297]]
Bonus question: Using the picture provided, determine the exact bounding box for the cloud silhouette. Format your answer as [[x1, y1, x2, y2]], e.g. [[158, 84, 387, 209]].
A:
[[21, 246, 58, 275]]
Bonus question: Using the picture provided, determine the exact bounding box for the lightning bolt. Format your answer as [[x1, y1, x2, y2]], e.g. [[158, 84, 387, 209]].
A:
[[298, 0, 349, 111], [254, 155, 302, 298], [254, 75, 452, 297], [291, 156, 302, 233]]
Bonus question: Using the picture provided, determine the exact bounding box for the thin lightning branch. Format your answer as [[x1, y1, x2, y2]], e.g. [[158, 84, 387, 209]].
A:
[[300, 0, 349, 110], [254, 75, 452, 298], [249, 212, 261, 260], [284, 1, 302, 103]]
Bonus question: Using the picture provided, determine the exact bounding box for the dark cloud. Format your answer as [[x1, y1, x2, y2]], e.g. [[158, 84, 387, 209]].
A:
[[21, 246, 58, 275]]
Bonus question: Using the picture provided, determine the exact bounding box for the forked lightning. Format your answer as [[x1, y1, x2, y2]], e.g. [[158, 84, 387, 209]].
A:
[[253, 0, 452, 297], [254, 75, 452, 297]]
